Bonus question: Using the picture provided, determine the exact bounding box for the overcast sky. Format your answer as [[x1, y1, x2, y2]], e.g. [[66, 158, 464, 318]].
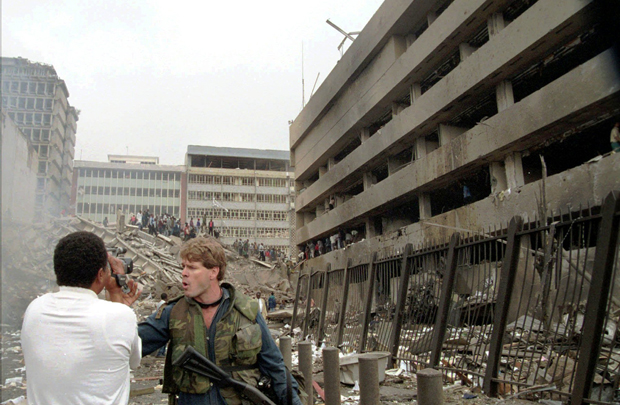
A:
[[3, 0, 384, 165]]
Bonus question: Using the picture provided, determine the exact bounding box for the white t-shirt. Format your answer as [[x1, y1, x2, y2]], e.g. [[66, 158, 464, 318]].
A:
[[21, 287, 141, 405]]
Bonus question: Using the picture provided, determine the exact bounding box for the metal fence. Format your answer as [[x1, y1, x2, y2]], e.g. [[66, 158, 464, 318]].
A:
[[291, 191, 620, 404]]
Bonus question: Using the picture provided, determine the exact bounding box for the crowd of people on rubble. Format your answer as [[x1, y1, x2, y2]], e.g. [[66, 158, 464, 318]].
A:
[[232, 239, 286, 262], [123, 211, 220, 242], [298, 228, 363, 261]]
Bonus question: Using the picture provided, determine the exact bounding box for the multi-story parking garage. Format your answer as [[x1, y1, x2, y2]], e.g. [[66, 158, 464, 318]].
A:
[[290, 0, 620, 250]]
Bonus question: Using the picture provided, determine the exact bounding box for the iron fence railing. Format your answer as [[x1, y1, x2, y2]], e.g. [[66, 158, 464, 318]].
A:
[[289, 191, 620, 405]]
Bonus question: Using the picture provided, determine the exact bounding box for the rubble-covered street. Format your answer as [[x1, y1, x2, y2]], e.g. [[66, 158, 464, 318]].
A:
[[0, 217, 561, 404]]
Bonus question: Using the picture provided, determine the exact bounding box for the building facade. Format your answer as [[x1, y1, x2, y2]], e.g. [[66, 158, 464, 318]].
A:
[[1, 112, 39, 223], [290, 0, 620, 249], [186, 146, 295, 255], [1, 57, 78, 215], [71, 158, 185, 224]]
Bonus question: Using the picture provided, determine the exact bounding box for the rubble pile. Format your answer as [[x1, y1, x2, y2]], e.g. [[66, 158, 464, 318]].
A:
[[1, 219, 68, 327], [1, 216, 300, 403]]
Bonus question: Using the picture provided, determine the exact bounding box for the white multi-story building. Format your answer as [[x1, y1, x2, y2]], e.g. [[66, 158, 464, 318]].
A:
[[1, 57, 78, 214], [186, 146, 295, 256], [71, 157, 185, 224]]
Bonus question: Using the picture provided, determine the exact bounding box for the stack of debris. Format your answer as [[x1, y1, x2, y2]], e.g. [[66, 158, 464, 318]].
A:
[[1, 216, 298, 327]]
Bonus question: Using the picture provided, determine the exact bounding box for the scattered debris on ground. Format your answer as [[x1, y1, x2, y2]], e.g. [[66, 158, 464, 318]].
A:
[[1, 216, 542, 404]]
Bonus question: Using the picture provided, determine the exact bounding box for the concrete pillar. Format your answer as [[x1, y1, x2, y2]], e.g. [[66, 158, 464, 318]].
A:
[[487, 12, 505, 38], [296, 212, 305, 228], [391, 102, 406, 117], [359, 356, 379, 405], [417, 368, 443, 405], [438, 124, 467, 146], [327, 157, 336, 171], [414, 137, 427, 160], [365, 217, 376, 239], [390, 35, 408, 59], [419, 193, 432, 220], [303, 211, 316, 225], [295, 180, 304, 193], [280, 337, 292, 370], [406, 33, 417, 47], [496, 80, 515, 112], [490, 162, 508, 194], [360, 128, 371, 143], [505, 152, 525, 189], [323, 347, 341, 405], [363, 172, 376, 190], [459, 43, 478, 61], [427, 11, 437, 26], [298, 342, 314, 405], [410, 83, 422, 104]]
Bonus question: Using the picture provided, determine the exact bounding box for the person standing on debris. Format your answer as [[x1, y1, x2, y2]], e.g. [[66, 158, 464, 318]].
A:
[[135, 237, 304, 405], [259, 242, 265, 261], [208, 218, 214, 236], [268, 292, 276, 312], [103, 217, 109, 227], [256, 292, 268, 319], [21, 231, 141, 404], [611, 122, 620, 153]]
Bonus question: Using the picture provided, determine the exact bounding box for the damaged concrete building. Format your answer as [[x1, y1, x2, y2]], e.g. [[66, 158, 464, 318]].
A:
[[290, 0, 620, 249], [1, 57, 79, 215], [186, 145, 295, 256], [1, 112, 39, 222], [288, 0, 620, 401], [71, 157, 186, 223]]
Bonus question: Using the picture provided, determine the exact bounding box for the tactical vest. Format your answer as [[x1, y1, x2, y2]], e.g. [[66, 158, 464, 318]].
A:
[[162, 283, 262, 405]]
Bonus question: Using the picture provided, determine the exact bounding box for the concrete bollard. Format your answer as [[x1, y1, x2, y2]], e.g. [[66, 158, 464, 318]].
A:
[[417, 368, 443, 405], [323, 347, 341, 405], [298, 341, 313, 405], [359, 355, 379, 405], [280, 336, 292, 370]]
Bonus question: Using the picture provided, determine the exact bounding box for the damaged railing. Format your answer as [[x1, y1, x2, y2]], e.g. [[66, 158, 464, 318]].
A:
[[292, 190, 620, 404]]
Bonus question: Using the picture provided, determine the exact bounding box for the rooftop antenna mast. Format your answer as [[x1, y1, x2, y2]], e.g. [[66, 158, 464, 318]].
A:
[[326, 19, 360, 56], [302, 42, 305, 109]]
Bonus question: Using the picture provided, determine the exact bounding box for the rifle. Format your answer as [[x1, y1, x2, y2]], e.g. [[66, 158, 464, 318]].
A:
[[172, 346, 277, 405]]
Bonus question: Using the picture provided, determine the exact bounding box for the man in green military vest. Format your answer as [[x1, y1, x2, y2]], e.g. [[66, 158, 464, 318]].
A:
[[137, 237, 303, 405]]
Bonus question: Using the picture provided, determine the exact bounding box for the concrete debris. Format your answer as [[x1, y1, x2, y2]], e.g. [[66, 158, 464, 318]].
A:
[[1, 215, 301, 403]]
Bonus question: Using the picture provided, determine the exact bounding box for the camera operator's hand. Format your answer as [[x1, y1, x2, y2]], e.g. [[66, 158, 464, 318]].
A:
[[106, 254, 142, 306]]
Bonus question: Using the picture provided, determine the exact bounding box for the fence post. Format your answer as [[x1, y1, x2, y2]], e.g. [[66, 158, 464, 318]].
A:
[[387, 244, 414, 368], [291, 263, 304, 333], [359, 252, 377, 352], [483, 216, 523, 396], [336, 258, 353, 348], [430, 233, 460, 366], [318, 264, 332, 346], [302, 268, 314, 338], [572, 191, 620, 405]]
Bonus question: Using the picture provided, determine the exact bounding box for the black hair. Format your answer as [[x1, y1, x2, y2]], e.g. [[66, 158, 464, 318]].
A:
[[54, 231, 108, 288]]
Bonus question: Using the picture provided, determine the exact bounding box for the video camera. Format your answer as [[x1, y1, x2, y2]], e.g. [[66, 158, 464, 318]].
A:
[[106, 247, 134, 294]]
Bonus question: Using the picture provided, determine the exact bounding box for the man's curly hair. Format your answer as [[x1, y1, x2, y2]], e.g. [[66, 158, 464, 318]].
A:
[[180, 237, 227, 281], [54, 231, 108, 288]]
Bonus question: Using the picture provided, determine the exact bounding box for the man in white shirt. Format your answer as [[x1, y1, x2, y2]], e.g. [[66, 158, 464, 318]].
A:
[[21, 231, 142, 405]]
